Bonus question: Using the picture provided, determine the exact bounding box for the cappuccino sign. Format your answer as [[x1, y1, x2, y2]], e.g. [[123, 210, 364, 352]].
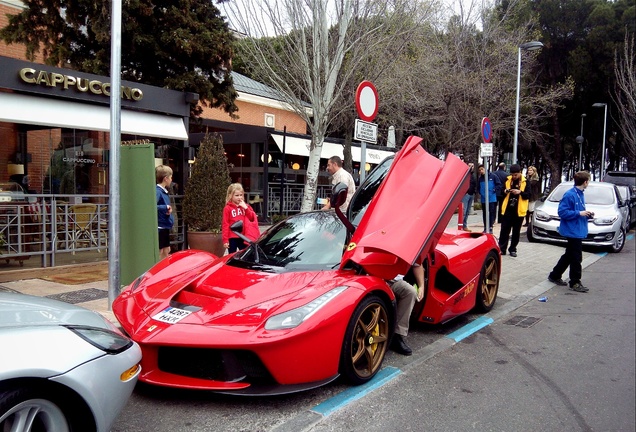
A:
[[19, 68, 144, 101]]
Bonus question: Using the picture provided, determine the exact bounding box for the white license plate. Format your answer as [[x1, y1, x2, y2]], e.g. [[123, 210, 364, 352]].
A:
[[152, 306, 192, 324]]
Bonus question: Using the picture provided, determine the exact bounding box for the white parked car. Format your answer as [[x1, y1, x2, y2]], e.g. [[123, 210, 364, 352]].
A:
[[528, 181, 629, 253], [0, 292, 141, 432]]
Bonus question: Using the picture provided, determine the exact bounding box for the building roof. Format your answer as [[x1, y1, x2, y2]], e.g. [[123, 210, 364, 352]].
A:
[[232, 72, 285, 102]]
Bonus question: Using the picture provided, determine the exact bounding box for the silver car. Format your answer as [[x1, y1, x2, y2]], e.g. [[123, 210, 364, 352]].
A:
[[528, 181, 629, 253], [0, 292, 141, 432]]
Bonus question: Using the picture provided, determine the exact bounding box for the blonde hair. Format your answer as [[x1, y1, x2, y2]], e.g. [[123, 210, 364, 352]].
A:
[[527, 166, 539, 181], [226, 183, 244, 203], [155, 165, 173, 184]]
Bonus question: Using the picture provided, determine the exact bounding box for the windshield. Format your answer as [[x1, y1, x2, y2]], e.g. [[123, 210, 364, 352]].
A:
[[548, 183, 616, 205], [230, 211, 347, 271]]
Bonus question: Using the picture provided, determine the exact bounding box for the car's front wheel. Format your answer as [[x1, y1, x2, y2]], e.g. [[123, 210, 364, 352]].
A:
[[474, 251, 500, 313], [0, 387, 93, 432], [609, 228, 626, 253], [339, 294, 391, 385]]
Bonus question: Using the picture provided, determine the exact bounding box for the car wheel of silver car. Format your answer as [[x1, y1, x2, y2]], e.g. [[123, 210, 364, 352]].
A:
[[0, 387, 92, 432], [474, 251, 500, 313], [609, 228, 625, 253], [339, 294, 391, 385]]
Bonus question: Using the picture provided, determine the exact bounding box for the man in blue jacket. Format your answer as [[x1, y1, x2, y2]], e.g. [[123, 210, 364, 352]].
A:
[[548, 171, 593, 292], [478, 164, 502, 233]]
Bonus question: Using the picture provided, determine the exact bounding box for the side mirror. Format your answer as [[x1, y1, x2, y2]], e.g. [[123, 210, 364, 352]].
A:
[[330, 182, 349, 209], [230, 220, 244, 233], [330, 182, 355, 234]]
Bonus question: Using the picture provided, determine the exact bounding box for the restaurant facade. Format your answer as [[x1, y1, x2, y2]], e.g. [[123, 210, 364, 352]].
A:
[[0, 46, 396, 276]]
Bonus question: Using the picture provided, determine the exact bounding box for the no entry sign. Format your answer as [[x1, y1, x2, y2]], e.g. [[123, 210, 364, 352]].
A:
[[355, 81, 379, 122]]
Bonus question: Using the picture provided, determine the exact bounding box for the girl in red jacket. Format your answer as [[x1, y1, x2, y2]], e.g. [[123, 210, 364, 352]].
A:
[[222, 183, 258, 253]]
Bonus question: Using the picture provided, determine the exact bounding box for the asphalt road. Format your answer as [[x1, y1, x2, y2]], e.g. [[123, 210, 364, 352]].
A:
[[111, 232, 635, 432], [307, 237, 636, 432]]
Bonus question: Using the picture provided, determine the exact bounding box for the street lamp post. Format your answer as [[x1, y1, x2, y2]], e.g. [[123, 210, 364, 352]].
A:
[[512, 41, 544, 165], [576, 113, 586, 171], [592, 103, 608, 179]]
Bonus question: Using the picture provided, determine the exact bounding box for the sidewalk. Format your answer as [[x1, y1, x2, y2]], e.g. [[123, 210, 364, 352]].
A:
[[0, 209, 614, 323]]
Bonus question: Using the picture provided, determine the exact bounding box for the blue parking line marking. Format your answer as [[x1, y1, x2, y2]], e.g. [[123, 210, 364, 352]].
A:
[[627, 233, 634, 241], [311, 366, 401, 417], [446, 316, 494, 343], [597, 251, 608, 257]]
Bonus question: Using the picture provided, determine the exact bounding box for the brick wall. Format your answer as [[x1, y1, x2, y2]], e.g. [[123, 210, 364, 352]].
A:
[[0, 2, 44, 62], [201, 100, 307, 135]]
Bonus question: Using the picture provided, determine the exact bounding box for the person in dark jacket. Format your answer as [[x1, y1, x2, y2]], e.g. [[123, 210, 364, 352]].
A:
[[524, 166, 541, 226], [478, 164, 502, 233], [494, 163, 509, 223], [548, 171, 593, 292], [498, 164, 531, 257], [156, 165, 174, 260], [460, 163, 477, 230]]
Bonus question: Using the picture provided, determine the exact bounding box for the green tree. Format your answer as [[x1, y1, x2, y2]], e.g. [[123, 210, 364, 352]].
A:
[[521, 0, 631, 186], [0, 0, 238, 117], [182, 134, 231, 232]]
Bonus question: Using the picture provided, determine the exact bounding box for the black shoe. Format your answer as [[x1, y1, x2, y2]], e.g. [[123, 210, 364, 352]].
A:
[[509, 250, 517, 257], [390, 335, 412, 356], [569, 283, 589, 293], [548, 276, 568, 286], [500, 250, 506, 255]]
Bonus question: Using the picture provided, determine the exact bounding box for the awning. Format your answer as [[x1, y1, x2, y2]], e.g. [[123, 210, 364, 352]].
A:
[[270, 134, 394, 164], [0, 92, 189, 140]]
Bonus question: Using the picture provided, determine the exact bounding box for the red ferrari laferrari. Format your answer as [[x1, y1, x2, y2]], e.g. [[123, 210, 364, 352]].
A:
[[113, 136, 501, 395]]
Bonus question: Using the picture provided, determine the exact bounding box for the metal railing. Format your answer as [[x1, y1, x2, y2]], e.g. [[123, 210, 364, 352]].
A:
[[0, 194, 185, 269], [266, 184, 332, 216]]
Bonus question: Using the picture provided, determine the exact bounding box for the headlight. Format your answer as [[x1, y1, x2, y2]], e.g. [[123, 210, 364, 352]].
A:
[[592, 215, 618, 225], [66, 325, 133, 354], [129, 272, 147, 292], [535, 210, 552, 221], [265, 286, 347, 330]]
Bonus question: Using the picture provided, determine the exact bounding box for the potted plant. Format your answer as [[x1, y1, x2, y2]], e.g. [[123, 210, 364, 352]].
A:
[[182, 133, 231, 256]]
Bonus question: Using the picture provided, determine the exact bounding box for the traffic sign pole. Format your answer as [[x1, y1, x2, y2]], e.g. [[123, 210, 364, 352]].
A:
[[355, 81, 379, 184]]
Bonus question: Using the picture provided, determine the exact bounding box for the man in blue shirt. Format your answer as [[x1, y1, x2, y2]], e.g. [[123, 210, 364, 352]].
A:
[[548, 171, 593, 292]]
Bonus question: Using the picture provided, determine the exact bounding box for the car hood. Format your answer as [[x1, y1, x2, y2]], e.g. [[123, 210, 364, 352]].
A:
[[0, 292, 113, 330], [341, 135, 469, 280], [135, 259, 341, 325], [537, 199, 618, 217]]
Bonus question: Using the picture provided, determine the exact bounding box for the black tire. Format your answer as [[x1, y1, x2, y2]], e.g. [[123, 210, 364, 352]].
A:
[[526, 222, 537, 243], [609, 228, 625, 253], [474, 250, 500, 313], [0, 386, 94, 432], [339, 294, 391, 385]]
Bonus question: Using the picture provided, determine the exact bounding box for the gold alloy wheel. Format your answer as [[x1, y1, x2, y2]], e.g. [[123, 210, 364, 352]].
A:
[[349, 302, 389, 379], [481, 255, 499, 307]]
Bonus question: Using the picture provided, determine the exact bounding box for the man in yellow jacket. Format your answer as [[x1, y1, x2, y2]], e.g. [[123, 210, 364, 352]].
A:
[[498, 164, 531, 257]]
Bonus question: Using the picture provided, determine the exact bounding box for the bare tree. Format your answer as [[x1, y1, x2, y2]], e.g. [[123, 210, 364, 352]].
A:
[[224, 0, 423, 211], [613, 33, 636, 169]]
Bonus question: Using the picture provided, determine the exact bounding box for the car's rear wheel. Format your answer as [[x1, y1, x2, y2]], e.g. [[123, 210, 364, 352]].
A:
[[609, 228, 625, 253], [339, 294, 390, 385], [474, 251, 500, 313], [0, 387, 93, 432]]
